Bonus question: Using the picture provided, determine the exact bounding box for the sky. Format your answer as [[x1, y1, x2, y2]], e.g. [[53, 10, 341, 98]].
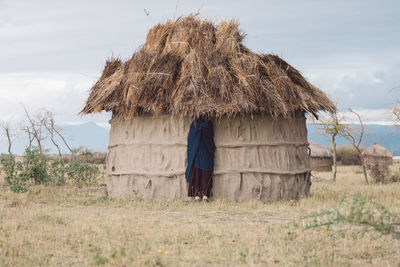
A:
[[1, 0, 400, 127]]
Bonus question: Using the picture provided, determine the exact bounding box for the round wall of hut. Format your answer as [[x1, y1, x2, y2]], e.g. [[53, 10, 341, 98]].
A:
[[310, 158, 332, 172], [363, 156, 393, 172], [308, 141, 333, 172], [106, 114, 311, 201], [362, 144, 393, 177]]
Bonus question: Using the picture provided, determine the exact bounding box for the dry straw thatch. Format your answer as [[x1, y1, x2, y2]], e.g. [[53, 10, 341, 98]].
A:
[[81, 15, 336, 119], [309, 141, 332, 158], [362, 144, 393, 159]]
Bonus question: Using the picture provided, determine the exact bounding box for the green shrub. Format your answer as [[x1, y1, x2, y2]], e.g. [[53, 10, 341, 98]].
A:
[[0, 154, 17, 185], [0, 154, 28, 193], [19, 148, 49, 185], [66, 158, 99, 187], [304, 195, 400, 234], [48, 159, 67, 186], [1, 148, 102, 192]]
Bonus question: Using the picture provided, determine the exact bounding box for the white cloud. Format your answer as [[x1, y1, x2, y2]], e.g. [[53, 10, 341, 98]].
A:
[[311, 108, 395, 126], [0, 0, 399, 127], [0, 72, 110, 124], [341, 109, 393, 125], [304, 61, 400, 112]]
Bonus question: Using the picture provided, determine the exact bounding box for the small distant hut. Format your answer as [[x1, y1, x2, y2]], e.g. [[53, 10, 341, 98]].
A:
[[309, 141, 333, 172], [362, 144, 393, 179], [81, 16, 335, 201]]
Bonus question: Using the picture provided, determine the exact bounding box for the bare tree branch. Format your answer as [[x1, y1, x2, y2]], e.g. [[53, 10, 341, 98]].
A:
[[316, 112, 346, 183], [53, 127, 74, 155], [390, 87, 400, 181], [39, 109, 62, 156], [392, 100, 400, 125], [1, 121, 16, 154], [21, 124, 34, 149], [339, 109, 368, 183], [21, 104, 46, 154]]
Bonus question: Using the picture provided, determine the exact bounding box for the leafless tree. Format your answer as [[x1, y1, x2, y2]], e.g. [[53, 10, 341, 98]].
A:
[[391, 88, 400, 181], [392, 98, 400, 126], [39, 109, 74, 156], [339, 109, 368, 184], [1, 121, 16, 154], [21, 104, 46, 154], [39, 109, 62, 156], [389, 86, 400, 128], [19, 105, 75, 156], [53, 126, 74, 155], [21, 124, 34, 149], [317, 112, 346, 182]]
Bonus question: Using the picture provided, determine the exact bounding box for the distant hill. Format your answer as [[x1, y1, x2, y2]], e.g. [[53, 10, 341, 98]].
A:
[[1, 122, 399, 156], [60, 122, 110, 152], [307, 124, 400, 156], [0, 122, 109, 155]]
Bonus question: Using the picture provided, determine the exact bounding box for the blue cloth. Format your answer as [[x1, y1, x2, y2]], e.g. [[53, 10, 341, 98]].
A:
[[195, 141, 213, 170], [185, 119, 215, 182]]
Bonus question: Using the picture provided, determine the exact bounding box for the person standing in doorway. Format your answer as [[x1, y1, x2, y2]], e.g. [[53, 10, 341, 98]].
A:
[[186, 118, 215, 201]]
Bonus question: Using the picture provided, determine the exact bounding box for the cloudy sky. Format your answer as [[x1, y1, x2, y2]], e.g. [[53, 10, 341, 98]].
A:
[[1, 0, 399, 126]]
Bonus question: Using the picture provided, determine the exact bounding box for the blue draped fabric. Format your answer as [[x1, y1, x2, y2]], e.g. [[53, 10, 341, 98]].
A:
[[185, 119, 215, 182], [195, 140, 213, 170]]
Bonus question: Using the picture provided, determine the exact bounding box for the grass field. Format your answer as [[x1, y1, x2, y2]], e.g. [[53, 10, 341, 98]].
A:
[[1, 165, 400, 266]]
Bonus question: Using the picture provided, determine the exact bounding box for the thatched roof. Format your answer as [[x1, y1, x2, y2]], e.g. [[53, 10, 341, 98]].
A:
[[81, 15, 336, 119], [309, 141, 332, 158], [362, 144, 393, 158]]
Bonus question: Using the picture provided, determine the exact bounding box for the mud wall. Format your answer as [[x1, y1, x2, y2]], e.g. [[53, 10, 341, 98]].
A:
[[106, 114, 311, 201]]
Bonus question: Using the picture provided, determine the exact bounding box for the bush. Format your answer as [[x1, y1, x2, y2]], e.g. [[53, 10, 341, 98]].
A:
[[0, 154, 28, 193], [0, 154, 17, 186], [0, 148, 101, 192], [66, 158, 100, 187], [304, 195, 400, 234], [20, 148, 49, 185], [48, 159, 67, 186], [0, 148, 49, 192], [335, 145, 364, 165]]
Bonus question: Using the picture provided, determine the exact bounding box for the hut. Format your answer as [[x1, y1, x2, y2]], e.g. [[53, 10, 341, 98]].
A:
[[362, 144, 393, 179], [309, 141, 333, 172], [81, 16, 336, 201]]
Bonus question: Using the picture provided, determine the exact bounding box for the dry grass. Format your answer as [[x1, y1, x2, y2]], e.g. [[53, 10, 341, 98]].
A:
[[0, 165, 400, 266]]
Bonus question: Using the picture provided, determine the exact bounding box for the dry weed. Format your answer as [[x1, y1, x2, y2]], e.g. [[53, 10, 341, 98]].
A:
[[0, 165, 399, 266]]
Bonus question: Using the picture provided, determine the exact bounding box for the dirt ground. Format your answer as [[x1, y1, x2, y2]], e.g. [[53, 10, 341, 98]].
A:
[[0, 165, 399, 266]]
